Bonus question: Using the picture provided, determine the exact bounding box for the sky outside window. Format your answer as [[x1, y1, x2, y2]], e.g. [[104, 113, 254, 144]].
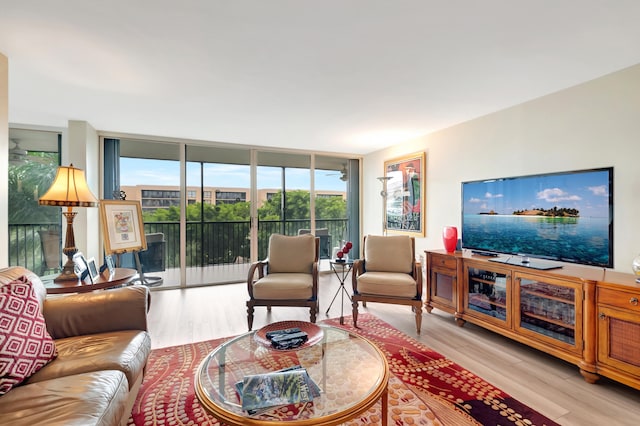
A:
[[121, 158, 345, 191]]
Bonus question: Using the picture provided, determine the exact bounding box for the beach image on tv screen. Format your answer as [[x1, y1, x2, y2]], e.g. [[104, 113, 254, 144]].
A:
[[461, 168, 613, 268]]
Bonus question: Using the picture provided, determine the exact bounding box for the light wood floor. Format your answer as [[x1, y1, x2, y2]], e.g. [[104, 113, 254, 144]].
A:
[[147, 272, 640, 426]]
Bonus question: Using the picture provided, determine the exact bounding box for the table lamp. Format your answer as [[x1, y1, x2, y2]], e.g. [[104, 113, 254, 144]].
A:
[[39, 164, 98, 282]]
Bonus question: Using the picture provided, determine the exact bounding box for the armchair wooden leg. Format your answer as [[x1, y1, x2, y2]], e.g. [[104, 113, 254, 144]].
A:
[[352, 300, 359, 328], [414, 303, 422, 334], [310, 306, 317, 324], [247, 302, 255, 331]]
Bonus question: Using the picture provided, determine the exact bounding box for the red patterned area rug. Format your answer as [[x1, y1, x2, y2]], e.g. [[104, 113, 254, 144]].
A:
[[128, 313, 559, 425]]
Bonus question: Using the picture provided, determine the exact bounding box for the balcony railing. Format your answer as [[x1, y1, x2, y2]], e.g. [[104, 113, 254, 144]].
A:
[[8, 223, 61, 275], [9, 218, 348, 275]]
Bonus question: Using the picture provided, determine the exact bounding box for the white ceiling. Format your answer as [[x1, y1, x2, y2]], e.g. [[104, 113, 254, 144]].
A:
[[2, 1, 640, 155]]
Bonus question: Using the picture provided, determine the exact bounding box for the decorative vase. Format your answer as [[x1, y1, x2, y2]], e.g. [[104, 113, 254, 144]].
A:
[[442, 226, 458, 253], [632, 254, 640, 283]]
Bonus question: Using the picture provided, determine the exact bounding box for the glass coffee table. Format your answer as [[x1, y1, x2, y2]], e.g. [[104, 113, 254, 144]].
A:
[[195, 321, 389, 425]]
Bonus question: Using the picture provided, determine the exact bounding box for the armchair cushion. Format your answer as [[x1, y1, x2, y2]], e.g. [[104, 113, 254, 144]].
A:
[[356, 271, 419, 298], [268, 234, 316, 274], [0, 276, 57, 395], [253, 273, 314, 300], [364, 235, 413, 273], [352, 235, 423, 333]]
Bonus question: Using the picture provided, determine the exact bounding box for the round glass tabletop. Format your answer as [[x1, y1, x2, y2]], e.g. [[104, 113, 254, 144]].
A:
[[195, 324, 389, 425]]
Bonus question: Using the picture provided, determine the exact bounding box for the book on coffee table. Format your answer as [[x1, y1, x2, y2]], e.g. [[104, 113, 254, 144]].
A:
[[240, 368, 315, 412]]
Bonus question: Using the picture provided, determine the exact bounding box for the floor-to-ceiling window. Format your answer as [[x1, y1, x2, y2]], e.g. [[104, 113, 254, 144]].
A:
[[256, 151, 311, 259], [7, 128, 61, 274], [110, 136, 358, 288], [118, 139, 182, 287], [314, 156, 350, 263], [185, 145, 251, 286]]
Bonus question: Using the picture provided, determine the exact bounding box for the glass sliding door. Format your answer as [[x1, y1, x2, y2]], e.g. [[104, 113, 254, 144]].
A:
[[112, 138, 359, 288], [256, 151, 310, 260], [185, 145, 251, 286], [119, 139, 181, 288], [314, 156, 350, 262]]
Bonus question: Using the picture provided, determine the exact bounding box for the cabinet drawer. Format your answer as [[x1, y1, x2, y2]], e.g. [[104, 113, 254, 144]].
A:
[[598, 288, 640, 312], [430, 254, 457, 270]]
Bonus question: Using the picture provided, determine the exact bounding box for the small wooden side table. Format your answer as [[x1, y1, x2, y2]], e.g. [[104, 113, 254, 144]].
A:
[[44, 267, 138, 294]]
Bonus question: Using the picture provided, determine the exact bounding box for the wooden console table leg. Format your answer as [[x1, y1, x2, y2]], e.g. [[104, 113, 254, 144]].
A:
[[381, 386, 388, 426], [580, 369, 600, 384]]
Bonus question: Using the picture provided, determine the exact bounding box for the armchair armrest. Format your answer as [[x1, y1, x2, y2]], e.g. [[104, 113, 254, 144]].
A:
[[413, 261, 423, 299], [352, 259, 364, 293], [43, 285, 150, 339], [247, 260, 268, 298]]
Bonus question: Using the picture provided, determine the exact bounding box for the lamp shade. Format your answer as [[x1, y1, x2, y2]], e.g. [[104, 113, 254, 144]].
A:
[[39, 164, 98, 207]]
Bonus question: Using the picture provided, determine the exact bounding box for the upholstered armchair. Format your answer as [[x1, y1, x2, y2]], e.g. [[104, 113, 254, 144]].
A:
[[352, 235, 423, 333], [246, 233, 320, 331]]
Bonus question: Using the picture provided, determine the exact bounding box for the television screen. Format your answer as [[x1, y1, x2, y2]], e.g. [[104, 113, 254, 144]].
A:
[[461, 167, 613, 268]]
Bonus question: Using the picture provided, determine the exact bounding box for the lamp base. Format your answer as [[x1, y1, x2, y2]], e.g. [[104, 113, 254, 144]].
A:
[[54, 259, 81, 282]]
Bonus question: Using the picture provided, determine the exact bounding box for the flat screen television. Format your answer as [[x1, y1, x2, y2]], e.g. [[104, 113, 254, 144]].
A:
[[461, 167, 613, 269]]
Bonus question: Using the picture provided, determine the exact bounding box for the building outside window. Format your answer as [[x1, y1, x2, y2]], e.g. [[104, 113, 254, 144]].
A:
[[215, 191, 247, 204]]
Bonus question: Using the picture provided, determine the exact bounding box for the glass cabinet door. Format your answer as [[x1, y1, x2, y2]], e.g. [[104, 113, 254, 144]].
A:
[[465, 265, 510, 325], [515, 274, 582, 352]]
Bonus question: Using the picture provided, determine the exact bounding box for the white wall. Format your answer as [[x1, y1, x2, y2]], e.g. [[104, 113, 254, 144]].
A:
[[363, 63, 640, 273], [0, 53, 8, 268], [66, 120, 101, 261]]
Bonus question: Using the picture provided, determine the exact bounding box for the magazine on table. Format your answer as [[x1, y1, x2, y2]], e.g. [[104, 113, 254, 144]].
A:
[[236, 366, 320, 413]]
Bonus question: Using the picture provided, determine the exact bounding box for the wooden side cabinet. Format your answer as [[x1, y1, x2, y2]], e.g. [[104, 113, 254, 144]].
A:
[[596, 272, 640, 390], [424, 249, 640, 389], [423, 249, 620, 386], [425, 252, 461, 320]]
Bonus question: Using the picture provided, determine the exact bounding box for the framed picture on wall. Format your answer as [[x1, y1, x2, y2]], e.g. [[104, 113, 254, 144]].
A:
[[99, 200, 147, 255], [383, 152, 426, 236]]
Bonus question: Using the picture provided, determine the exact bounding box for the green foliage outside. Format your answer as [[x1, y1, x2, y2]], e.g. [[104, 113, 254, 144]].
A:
[[8, 156, 348, 268], [8, 153, 59, 224], [8, 153, 60, 271], [142, 189, 346, 223], [142, 189, 347, 265]]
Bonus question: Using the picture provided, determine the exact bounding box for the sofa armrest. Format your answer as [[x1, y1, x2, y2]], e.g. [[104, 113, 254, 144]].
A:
[[43, 285, 150, 339]]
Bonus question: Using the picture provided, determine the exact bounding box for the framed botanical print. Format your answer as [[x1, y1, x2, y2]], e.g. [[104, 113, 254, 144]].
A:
[[383, 152, 426, 236], [99, 200, 147, 255]]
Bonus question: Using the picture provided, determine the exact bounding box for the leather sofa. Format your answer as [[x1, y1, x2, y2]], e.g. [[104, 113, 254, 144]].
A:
[[0, 266, 151, 426]]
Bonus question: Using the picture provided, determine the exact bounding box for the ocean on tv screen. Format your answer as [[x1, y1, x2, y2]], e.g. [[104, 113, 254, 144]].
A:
[[462, 214, 610, 267]]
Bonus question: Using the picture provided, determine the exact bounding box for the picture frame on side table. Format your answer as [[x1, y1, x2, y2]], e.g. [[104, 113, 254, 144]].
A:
[[72, 252, 89, 281], [104, 254, 116, 276], [86, 257, 100, 283], [384, 152, 426, 236], [99, 200, 147, 255]]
